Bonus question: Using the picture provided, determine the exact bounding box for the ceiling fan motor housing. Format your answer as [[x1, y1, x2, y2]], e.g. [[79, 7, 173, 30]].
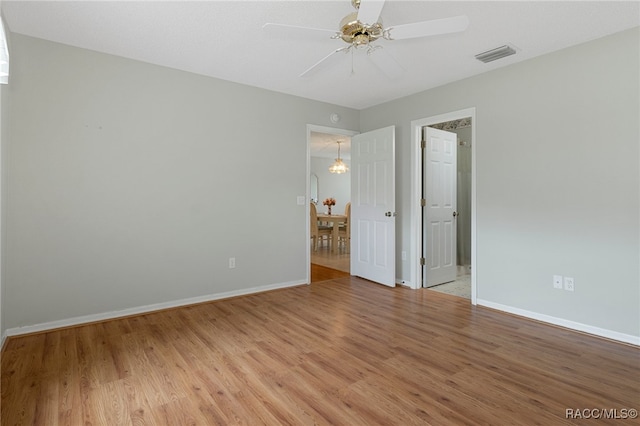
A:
[[339, 11, 383, 47]]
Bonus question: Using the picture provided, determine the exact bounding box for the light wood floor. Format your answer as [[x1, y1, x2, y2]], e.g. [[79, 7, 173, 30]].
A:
[[310, 243, 349, 273], [311, 263, 349, 283], [2, 277, 638, 425]]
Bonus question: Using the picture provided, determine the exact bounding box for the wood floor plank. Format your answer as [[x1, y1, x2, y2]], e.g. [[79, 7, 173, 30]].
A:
[[311, 263, 349, 282], [2, 276, 639, 425]]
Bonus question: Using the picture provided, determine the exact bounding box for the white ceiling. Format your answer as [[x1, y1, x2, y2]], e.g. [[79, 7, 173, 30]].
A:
[[2, 1, 638, 112], [311, 131, 351, 159]]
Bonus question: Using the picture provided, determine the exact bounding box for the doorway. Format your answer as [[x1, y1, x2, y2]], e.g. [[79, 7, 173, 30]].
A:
[[306, 125, 358, 283], [411, 108, 476, 304], [424, 119, 472, 298]]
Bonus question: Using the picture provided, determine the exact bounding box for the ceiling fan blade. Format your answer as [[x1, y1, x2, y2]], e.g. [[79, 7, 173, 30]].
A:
[[356, 0, 386, 25], [262, 23, 337, 39], [368, 47, 406, 79], [388, 15, 469, 40], [300, 47, 349, 78]]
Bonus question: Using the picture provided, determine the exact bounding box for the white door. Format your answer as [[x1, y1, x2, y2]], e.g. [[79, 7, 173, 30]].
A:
[[423, 127, 457, 287], [350, 126, 396, 287]]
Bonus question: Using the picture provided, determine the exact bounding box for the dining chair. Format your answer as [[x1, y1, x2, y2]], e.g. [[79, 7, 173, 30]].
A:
[[310, 203, 332, 251], [338, 202, 351, 253]]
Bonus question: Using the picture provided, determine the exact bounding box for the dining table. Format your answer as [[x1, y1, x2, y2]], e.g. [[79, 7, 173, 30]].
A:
[[316, 213, 347, 254]]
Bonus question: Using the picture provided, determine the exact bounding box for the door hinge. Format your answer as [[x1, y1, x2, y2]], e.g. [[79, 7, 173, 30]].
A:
[[420, 257, 426, 266], [420, 140, 426, 149], [420, 198, 426, 207]]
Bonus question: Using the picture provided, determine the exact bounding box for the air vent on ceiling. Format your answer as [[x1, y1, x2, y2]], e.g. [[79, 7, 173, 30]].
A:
[[475, 45, 516, 63]]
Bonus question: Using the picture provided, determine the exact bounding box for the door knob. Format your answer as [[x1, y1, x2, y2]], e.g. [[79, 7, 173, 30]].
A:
[[385, 212, 397, 217], [453, 211, 459, 217]]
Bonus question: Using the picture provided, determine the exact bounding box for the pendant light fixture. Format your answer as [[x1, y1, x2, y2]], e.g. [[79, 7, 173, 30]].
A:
[[329, 141, 349, 174]]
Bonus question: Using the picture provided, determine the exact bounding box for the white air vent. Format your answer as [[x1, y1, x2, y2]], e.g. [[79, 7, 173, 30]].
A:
[[475, 45, 516, 63]]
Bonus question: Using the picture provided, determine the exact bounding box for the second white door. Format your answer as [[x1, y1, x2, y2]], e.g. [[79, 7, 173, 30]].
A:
[[423, 126, 457, 287]]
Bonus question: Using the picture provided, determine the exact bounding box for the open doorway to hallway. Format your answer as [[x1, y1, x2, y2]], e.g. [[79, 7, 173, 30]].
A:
[[307, 126, 358, 283]]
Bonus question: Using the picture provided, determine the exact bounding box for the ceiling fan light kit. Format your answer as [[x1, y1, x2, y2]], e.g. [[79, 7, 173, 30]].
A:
[[263, 0, 469, 78]]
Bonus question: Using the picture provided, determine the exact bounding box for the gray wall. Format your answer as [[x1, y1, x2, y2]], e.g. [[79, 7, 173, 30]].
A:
[[3, 28, 638, 343], [3, 34, 359, 331], [0, 16, 8, 342], [0, 71, 6, 343], [361, 27, 639, 339]]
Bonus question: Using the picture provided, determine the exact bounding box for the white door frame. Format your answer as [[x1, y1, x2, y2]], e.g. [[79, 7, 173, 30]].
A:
[[306, 124, 359, 284], [410, 108, 477, 305]]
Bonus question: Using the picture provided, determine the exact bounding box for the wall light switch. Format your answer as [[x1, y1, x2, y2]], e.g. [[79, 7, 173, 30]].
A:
[[297, 196, 305, 205]]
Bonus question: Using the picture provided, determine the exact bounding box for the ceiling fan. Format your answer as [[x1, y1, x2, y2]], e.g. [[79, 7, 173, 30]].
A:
[[263, 0, 469, 78]]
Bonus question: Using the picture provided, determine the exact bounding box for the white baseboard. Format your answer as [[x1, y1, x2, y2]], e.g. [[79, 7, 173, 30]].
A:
[[396, 278, 414, 288], [8, 284, 636, 347], [5, 279, 308, 338], [477, 299, 640, 346]]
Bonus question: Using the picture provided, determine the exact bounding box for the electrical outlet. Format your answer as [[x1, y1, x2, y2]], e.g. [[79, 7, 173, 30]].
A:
[[553, 275, 563, 289], [229, 257, 236, 269], [564, 277, 574, 292]]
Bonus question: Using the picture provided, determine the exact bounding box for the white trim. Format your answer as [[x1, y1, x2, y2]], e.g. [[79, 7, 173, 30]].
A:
[[477, 299, 640, 346], [410, 108, 477, 305], [306, 124, 359, 284], [5, 279, 307, 338], [397, 278, 415, 288], [0, 17, 9, 84]]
